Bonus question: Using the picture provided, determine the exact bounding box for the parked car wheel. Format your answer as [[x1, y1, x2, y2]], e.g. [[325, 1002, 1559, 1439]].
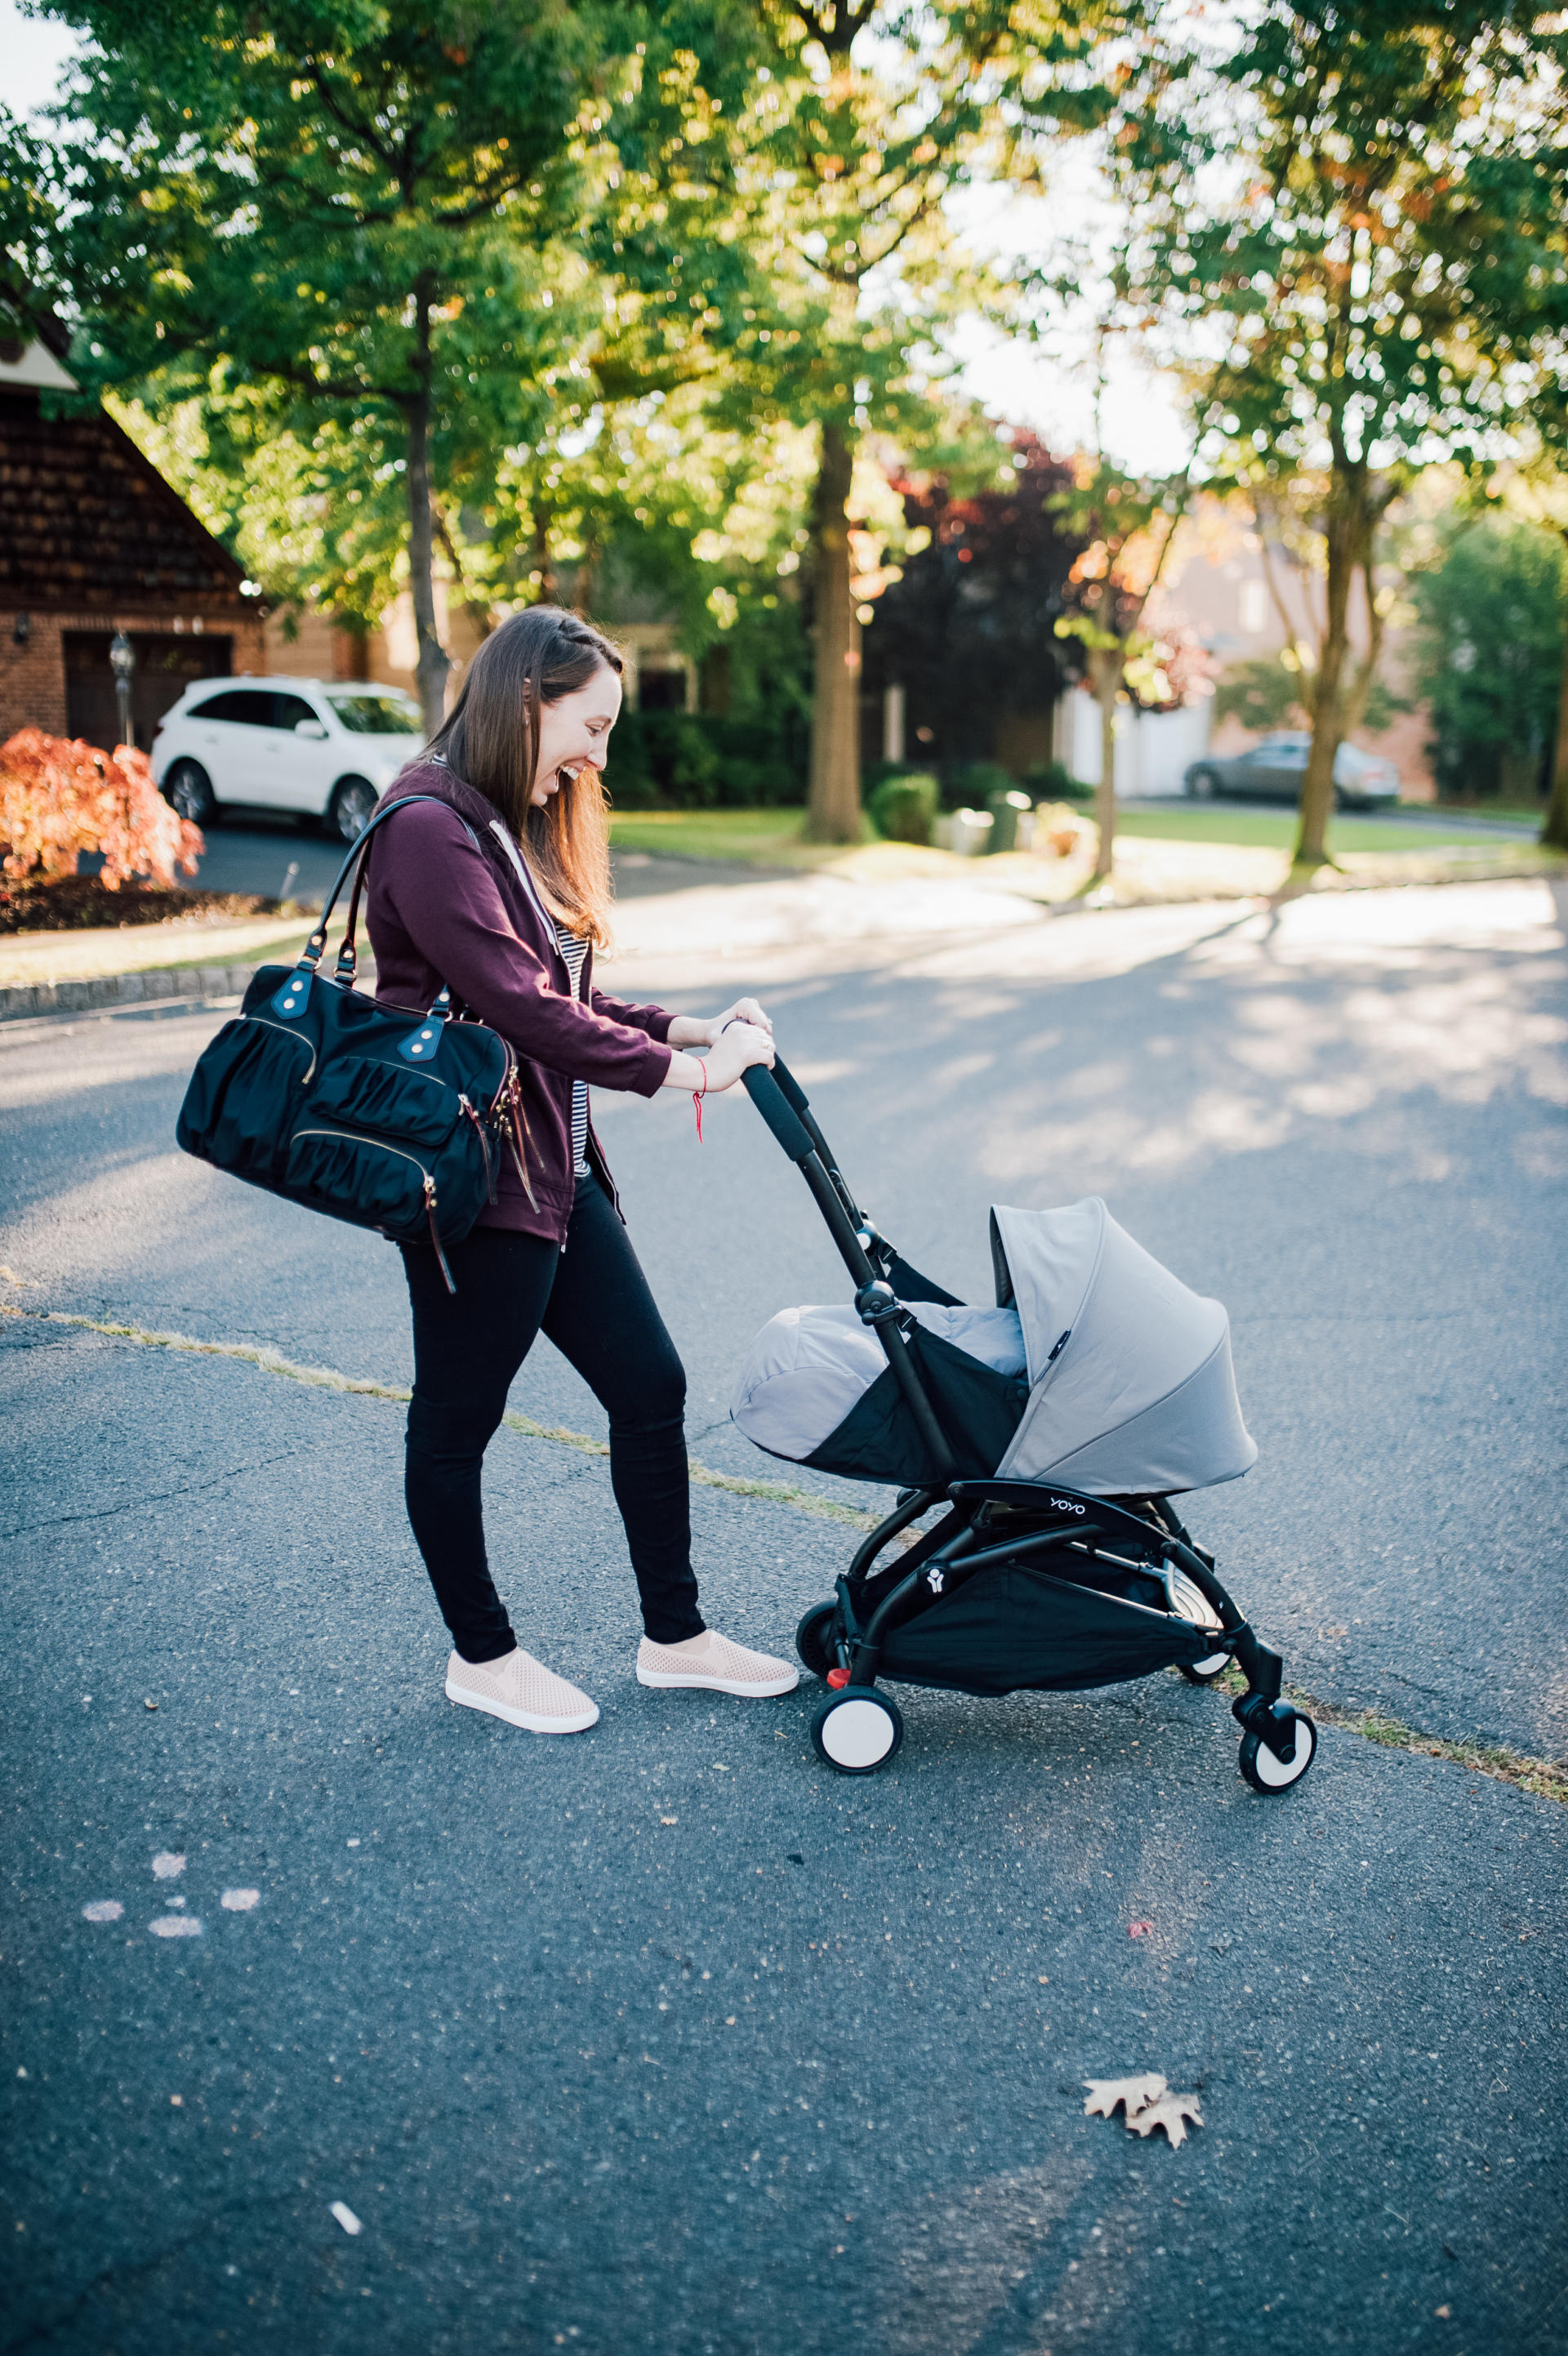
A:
[[1186, 767, 1220, 799], [327, 775, 377, 842], [164, 759, 216, 827]]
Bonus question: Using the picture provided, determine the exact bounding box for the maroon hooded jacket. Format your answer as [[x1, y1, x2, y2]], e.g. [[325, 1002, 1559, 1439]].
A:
[[363, 761, 674, 1244]]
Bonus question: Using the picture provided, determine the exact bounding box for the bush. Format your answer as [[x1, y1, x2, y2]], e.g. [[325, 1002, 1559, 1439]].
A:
[[604, 711, 807, 810], [0, 728, 202, 889], [1410, 514, 1566, 797], [869, 770, 941, 844], [1023, 757, 1090, 802], [951, 759, 1016, 812]]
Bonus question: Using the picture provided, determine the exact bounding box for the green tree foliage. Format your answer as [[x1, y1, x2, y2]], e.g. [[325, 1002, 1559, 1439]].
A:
[[1408, 513, 1566, 799], [28, 1, 772, 728], [1120, 0, 1568, 866], [1214, 655, 1308, 737], [39, 0, 633, 726]]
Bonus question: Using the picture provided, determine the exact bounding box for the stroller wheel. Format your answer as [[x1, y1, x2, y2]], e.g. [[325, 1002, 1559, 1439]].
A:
[[1238, 1711, 1316, 1795], [795, 1602, 840, 1680], [1180, 1650, 1232, 1686], [812, 1686, 903, 1775]]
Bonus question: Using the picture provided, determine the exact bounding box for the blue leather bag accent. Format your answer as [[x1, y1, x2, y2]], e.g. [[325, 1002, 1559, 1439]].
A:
[[176, 797, 517, 1290]]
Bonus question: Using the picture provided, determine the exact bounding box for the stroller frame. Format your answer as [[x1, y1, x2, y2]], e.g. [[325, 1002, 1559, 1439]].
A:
[[742, 1059, 1316, 1791]]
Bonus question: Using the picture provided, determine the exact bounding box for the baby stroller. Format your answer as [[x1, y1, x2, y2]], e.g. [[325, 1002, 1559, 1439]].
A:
[[733, 1059, 1316, 1792]]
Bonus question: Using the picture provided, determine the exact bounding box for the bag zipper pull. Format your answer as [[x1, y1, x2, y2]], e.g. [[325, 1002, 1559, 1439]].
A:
[[458, 1093, 497, 1205], [424, 1174, 456, 1295]]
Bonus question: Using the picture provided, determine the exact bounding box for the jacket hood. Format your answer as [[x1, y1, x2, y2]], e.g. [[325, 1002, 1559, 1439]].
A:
[[384, 757, 508, 842]]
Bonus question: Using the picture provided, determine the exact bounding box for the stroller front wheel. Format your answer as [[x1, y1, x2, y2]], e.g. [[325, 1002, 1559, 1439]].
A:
[[812, 1687, 903, 1775], [1238, 1711, 1316, 1794], [796, 1602, 840, 1680]]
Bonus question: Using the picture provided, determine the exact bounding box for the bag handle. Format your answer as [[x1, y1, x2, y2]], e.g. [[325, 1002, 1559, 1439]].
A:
[[292, 794, 480, 1012]]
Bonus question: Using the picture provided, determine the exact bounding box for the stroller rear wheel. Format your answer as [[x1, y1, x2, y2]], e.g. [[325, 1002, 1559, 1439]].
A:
[[1180, 1650, 1232, 1686], [1238, 1710, 1316, 1794], [812, 1686, 903, 1775], [796, 1601, 840, 1680]]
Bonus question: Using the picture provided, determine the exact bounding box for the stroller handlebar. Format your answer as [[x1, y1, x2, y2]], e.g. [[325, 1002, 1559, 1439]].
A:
[[768, 1054, 813, 1122], [741, 1063, 815, 1164]]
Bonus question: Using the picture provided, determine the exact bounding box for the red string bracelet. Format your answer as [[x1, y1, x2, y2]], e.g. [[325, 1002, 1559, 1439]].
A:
[[693, 1056, 708, 1143]]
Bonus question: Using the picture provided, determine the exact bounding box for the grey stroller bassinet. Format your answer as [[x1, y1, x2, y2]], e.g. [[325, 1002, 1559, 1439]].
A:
[[733, 1058, 1315, 1792], [733, 1196, 1258, 1499]]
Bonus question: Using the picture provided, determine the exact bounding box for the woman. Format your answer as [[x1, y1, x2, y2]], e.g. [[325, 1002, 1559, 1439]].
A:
[[365, 605, 794, 1735]]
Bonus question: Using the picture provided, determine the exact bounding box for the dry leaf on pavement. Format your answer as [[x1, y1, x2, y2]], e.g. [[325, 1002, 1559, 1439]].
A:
[[1083, 2074, 1167, 2121], [1125, 2092, 1204, 2148]]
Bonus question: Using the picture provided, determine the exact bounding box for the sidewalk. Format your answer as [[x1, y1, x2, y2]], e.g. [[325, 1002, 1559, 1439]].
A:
[[0, 912, 315, 1018], [4, 831, 1561, 1021]]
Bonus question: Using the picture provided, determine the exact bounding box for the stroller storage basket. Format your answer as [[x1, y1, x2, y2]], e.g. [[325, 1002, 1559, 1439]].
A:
[[735, 1059, 1315, 1794]]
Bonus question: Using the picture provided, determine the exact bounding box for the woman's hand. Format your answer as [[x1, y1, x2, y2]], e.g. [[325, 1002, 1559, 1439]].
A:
[[667, 996, 773, 1050], [662, 1019, 774, 1095]]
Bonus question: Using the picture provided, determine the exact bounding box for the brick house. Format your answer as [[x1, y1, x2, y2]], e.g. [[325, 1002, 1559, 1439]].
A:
[[0, 329, 265, 749]]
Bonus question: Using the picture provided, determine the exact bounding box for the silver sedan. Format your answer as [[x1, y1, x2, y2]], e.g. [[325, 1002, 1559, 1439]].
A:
[[1184, 732, 1401, 809]]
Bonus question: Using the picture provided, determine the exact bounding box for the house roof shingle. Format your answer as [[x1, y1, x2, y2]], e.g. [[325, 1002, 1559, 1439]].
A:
[[0, 389, 254, 614]]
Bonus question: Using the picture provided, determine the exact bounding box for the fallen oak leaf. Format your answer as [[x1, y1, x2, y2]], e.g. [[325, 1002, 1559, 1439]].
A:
[[1084, 2074, 1167, 2122], [1128, 1920, 1153, 1938], [1126, 2091, 1204, 2149]]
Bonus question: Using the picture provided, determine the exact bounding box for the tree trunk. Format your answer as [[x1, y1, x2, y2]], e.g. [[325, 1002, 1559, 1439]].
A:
[[574, 532, 599, 622], [806, 419, 862, 844], [1089, 643, 1121, 882], [1543, 587, 1568, 851], [1293, 471, 1365, 866], [529, 502, 555, 604], [407, 274, 450, 737]]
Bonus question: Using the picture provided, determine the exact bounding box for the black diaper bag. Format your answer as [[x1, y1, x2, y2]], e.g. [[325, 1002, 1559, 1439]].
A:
[[175, 795, 528, 1289]]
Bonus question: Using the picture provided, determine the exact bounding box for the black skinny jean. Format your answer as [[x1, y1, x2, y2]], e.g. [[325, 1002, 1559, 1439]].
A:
[[399, 1175, 704, 1661]]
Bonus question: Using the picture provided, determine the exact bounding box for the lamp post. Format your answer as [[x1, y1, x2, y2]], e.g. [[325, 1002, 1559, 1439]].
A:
[[109, 630, 136, 749]]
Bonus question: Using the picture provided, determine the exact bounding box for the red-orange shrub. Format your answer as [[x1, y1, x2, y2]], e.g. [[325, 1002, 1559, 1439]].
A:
[[0, 728, 203, 891]]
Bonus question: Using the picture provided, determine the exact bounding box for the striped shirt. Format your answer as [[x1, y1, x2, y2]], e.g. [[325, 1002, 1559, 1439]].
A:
[[553, 920, 591, 1176]]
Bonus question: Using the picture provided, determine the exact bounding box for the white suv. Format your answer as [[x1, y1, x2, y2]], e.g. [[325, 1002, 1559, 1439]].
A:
[[151, 676, 425, 841]]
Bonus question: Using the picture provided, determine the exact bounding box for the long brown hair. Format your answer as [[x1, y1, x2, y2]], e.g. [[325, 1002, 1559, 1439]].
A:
[[426, 606, 622, 946]]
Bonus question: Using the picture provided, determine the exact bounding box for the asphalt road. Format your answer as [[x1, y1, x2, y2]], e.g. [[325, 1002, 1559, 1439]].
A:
[[176, 815, 795, 911], [2, 877, 1565, 2354]]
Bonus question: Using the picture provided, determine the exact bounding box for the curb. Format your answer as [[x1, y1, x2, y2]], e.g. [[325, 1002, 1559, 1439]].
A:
[[0, 961, 268, 1022]]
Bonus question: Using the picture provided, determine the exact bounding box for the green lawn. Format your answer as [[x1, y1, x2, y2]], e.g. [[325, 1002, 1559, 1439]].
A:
[[1112, 808, 1499, 853], [608, 808, 835, 864], [608, 804, 1519, 865]]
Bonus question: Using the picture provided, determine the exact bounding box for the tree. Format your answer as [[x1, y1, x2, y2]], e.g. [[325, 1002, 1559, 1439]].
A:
[[37, 0, 627, 728], [1474, 465, 1568, 848], [1407, 511, 1566, 799], [1051, 458, 1189, 881], [1121, 0, 1568, 866], [725, 0, 1127, 844], [865, 427, 1081, 782], [29, 2, 779, 730]]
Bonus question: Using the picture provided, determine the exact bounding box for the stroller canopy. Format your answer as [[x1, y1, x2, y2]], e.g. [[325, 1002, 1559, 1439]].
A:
[[989, 1199, 1255, 1495], [731, 1196, 1256, 1499]]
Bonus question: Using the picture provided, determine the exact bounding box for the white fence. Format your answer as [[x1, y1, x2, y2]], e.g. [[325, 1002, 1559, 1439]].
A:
[[1053, 688, 1211, 798]]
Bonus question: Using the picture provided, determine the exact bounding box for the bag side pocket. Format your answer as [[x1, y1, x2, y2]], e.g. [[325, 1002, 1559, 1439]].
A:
[[177, 1018, 315, 1182]]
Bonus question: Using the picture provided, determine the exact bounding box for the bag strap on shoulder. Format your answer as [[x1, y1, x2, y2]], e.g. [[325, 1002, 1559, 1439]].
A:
[[293, 795, 480, 1011]]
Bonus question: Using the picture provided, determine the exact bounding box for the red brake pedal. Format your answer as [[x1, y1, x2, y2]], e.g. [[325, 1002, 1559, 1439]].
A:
[[826, 1667, 851, 1689]]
